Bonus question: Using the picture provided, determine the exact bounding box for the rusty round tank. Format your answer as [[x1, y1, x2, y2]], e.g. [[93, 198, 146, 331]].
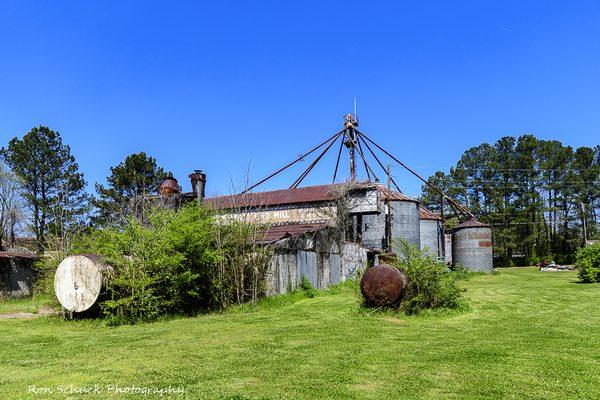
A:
[[159, 176, 180, 195], [360, 264, 407, 306]]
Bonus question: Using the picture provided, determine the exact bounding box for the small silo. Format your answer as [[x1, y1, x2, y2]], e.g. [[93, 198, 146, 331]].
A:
[[379, 186, 420, 252], [419, 206, 444, 260], [452, 219, 493, 272]]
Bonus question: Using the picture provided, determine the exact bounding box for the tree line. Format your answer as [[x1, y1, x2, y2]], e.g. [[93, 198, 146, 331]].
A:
[[420, 134, 600, 266], [0, 126, 167, 251], [2, 126, 598, 267]]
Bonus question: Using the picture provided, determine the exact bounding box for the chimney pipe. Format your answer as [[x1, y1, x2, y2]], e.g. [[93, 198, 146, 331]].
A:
[[189, 170, 206, 202]]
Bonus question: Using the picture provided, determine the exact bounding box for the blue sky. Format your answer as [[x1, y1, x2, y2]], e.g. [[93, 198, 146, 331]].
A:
[[1, 1, 599, 198]]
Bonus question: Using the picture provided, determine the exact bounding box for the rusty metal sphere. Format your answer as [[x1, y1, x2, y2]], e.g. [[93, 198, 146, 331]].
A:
[[360, 264, 407, 306]]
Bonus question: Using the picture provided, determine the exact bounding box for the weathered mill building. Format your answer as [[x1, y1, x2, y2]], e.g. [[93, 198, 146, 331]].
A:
[[206, 182, 424, 254], [155, 113, 493, 294], [159, 176, 452, 294], [207, 181, 432, 290]]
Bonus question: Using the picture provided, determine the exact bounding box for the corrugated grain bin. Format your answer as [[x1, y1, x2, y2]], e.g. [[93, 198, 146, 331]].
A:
[[452, 219, 493, 272], [419, 207, 443, 259], [378, 186, 420, 251], [390, 199, 421, 251]]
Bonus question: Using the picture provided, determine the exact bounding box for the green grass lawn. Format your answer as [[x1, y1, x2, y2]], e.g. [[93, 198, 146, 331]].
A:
[[0, 267, 599, 399]]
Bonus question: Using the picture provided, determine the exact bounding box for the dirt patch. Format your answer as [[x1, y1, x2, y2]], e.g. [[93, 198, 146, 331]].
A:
[[0, 307, 55, 320], [381, 317, 404, 325]]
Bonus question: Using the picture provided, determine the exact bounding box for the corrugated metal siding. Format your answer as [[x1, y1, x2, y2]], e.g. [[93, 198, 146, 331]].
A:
[[0, 258, 35, 298], [361, 210, 386, 250], [391, 200, 420, 252], [420, 219, 442, 258], [297, 251, 318, 288], [266, 252, 297, 296], [266, 243, 366, 295], [329, 253, 341, 285], [452, 226, 493, 272]]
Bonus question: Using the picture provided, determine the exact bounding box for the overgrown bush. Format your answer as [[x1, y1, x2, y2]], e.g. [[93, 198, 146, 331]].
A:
[[394, 241, 468, 315], [576, 243, 600, 283], [41, 203, 272, 323], [299, 275, 317, 298]]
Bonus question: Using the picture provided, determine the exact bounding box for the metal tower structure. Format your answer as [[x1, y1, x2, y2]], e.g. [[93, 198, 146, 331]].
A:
[[239, 114, 473, 221]]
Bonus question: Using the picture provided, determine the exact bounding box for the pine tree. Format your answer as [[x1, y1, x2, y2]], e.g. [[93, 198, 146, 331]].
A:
[[1, 126, 88, 251], [94, 152, 167, 225]]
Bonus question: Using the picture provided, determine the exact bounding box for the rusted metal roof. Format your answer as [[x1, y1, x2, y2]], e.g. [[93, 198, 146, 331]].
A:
[[418, 206, 442, 221], [0, 251, 38, 260], [206, 184, 338, 209], [453, 218, 491, 231], [257, 223, 329, 243], [205, 182, 418, 210], [377, 186, 419, 203]]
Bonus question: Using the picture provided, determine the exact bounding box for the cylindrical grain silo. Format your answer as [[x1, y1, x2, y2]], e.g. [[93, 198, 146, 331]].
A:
[[54, 254, 113, 312], [419, 206, 443, 260], [380, 187, 420, 252], [452, 219, 493, 272]]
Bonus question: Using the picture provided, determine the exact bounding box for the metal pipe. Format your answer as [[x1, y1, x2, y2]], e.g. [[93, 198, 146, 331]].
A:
[[290, 132, 343, 188], [386, 165, 392, 251], [355, 135, 378, 181], [357, 130, 473, 219], [332, 131, 346, 183], [357, 134, 403, 194]]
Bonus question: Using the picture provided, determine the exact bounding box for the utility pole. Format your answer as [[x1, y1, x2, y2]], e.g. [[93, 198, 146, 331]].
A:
[[385, 164, 392, 252], [581, 202, 588, 246], [440, 194, 445, 260]]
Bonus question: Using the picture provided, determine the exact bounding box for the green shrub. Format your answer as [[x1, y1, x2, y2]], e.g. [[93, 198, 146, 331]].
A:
[[299, 275, 317, 298], [394, 241, 468, 315], [576, 243, 600, 283], [44, 203, 272, 323]]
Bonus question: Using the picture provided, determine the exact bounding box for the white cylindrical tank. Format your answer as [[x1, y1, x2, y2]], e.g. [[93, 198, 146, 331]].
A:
[[54, 254, 113, 312], [452, 219, 493, 272]]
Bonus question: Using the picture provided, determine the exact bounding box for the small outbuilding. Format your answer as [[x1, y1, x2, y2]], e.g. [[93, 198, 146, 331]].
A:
[[0, 251, 37, 298]]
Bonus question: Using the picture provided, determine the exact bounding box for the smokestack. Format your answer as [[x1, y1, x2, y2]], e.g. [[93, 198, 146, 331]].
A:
[[189, 170, 206, 202]]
